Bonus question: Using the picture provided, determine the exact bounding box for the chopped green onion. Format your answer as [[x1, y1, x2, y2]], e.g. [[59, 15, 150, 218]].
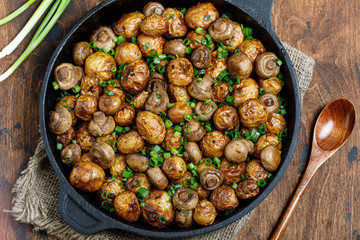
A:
[[122, 167, 134, 178], [195, 38, 202, 44], [226, 95, 234, 103], [174, 125, 182, 132], [258, 180, 267, 187], [156, 94, 161, 99], [71, 139, 76, 144], [62, 157, 71, 163], [258, 124, 266, 134], [259, 88, 265, 95], [164, 152, 171, 159], [144, 42, 150, 50], [195, 27, 203, 35], [179, 136, 187, 145], [180, 8, 187, 14], [152, 145, 162, 153], [187, 163, 195, 170], [173, 131, 181, 138], [185, 47, 192, 54], [165, 119, 173, 129], [137, 187, 150, 198], [167, 103, 175, 108], [72, 85, 81, 93], [241, 174, 247, 181], [169, 14, 174, 19], [158, 215, 167, 224], [108, 175, 116, 182], [183, 113, 192, 121], [56, 143, 62, 151], [125, 93, 133, 102], [277, 72, 284, 80], [242, 27, 253, 40], [224, 209, 234, 216], [131, 36, 137, 44], [133, 179, 141, 187], [204, 99, 212, 104], [89, 41, 96, 48], [196, 77, 202, 82], [204, 15, 211, 21], [189, 178, 198, 189], [221, 13, 230, 18], [157, 65, 165, 73], [101, 190, 109, 199], [183, 38, 191, 45], [52, 81, 59, 90], [275, 58, 283, 66], [205, 158, 212, 166], [115, 126, 123, 134], [131, 102, 136, 108], [184, 128, 191, 133], [205, 122, 214, 132], [191, 169, 199, 178], [268, 173, 273, 179], [231, 183, 238, 189]]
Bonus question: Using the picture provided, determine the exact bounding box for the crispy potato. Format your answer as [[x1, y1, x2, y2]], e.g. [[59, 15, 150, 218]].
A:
[[113, 12, 145, 40], [200, 131, 230, 158], [219, 159, 246, 185], [238, 98, 268, 128], [162, 8, 187, 38], [121, 60, 150, 95], [131, 90, 150, 111], [212, 82, 229, 103], [97, 177, 125, 203], [258, 76, 283, 95], [115, 42, 142, 65], [210, 185, 238, 211], [266, 113, 286, 134], [206, 51, 227, 79], [117, 130, 145, 154], [140, 14, 168, 36], [84, 52, 116, 81], [136, 111, 166, 144], [69, 161, 105, 192], [74, 95, 98, 121], [161, 156, 187, 180], [167, 102, 192, 123], [109, 155, 127, 177], [245, 159, 269, 182], [75, 122, 96, 152], [213, 106, 239, 131], [56, 126, 75, 147], [114, 191, 141, 222], [137, 33, 165, 57], [114, 103, 135, 127], [193, 200, 216, 226], [162, 127, 182, 151], [103, 79, 126, 102], [184, 2, 219, 30], [254, 133, 282, 158], [232, 78, 259, 108], [168, 84, 190, 102], [126, 173, 151, 193], [80, 75, 103, 100], [238, 39, 266, 63], [235, 180, 260, 199], [195, 185, 211, 200], [167, 58, 193, 86]]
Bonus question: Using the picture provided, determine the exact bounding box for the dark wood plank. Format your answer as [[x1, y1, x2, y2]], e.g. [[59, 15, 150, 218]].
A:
[[0, 0, 359, 239]]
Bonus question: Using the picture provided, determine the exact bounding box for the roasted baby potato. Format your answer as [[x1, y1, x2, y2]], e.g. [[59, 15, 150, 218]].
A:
[[84, 52, 116, 81], [168, 84, 191, 102], [74, 95, 98, 121], [114, 42, 142, 65], [113, 12, 145, 40], [238, 98, 268, 128], [162, 127, 182, 151], [210, 185, 239, 211], [126, 173, 151, 193], [69, 161, 105, 192], [161, 156, 187, 180], [185, 2, 219, 30], [238, 39, 266, 63], [235, 180, 260, 199], [140, 14, 168, 36], [200, 131, 230, 158], [219, 159, 246, 185], [75, 122, 96, 152], [121, 60, 150, 95], [167, 101, 192, 123], [97, 177, 125, 203], [245, 159, 269, 182], [232, 78, 259, 108], [162, 8, 187, 38], [109, 154, 127, 177], [80, 75, 103, 100], [136, 111, 166, 144], [167, 57, 194, 86], [213, 106, 239, 131], [117, 130, 145, 154], [114, 191, 141, 222], [114, 103, 135, 126], [193, 200, 217, 226], [136, 33, 165, 57]]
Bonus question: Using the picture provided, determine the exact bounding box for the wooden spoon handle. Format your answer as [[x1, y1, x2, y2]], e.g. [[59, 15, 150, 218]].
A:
[[269, 167, 316, 240]]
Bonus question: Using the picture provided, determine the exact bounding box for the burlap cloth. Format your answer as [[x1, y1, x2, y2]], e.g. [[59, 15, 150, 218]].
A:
[[7, 43, 315, 240]]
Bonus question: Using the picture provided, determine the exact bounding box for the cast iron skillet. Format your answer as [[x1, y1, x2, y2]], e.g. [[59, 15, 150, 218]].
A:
[[39, 0, 301, 238]]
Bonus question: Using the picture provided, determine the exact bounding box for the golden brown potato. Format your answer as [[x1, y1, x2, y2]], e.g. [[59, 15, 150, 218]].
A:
[[114, 191, 141, 222], [74, 95, 98, 121], [210, 185, 238, 211], [136, 111, 166, 144], [245, 159, 269, 182], [238, 39, 266, 63], [69, 161, 105, 192], [142, 190, 175, 228], [140, 14, 168, 36], [232, 78, 259, 108], [73, 41, 93, 66], [114, 103, 135, 126], [212, 82, 229, 103], [193, 200, 217, 226], [97, 177, 125, 203], [104, 79, 126, 102], [186, 30, 215, 51], [184, 2, 219, 30], [49, 108, 72, 135], [220, 159, 246, 185], [213, 106, 239, 131], [90, 26, 116, 49], [113, 12, 145, 40], [254, 133, 282, 158], [161, 156, 187, 180], [167, 58, 193, 87], [126, 153, 149, 172], [238, 98, 268, 128], [60, 143, 81, 166], [55, 95, 78, 126], [75, 122, 96, 152], [98, 94, 121, 116], [167, 102, 192, 123], [121, 60, 150, 95], [80, 152, 92, 162], [224, 21, 244, 51], [96, 133, 117, 146], [258, 76, 283, 95], [136, 33, 165, 57], [117, 130, 145, 154], [162, 8, 187, 38], [131, 90, 149, 111], [109, 154, 127, 177], [84, 52, 116, 81], [200, 131, 230, 158], [126, 173, 151, 193], [266, 113, 286, 134], [80, 75, 103, 100], [235, 180, 260, 199], [56, 126, 75, 147], [162, 127, 182, 151], [206, 51, 227, 79], [168, 84, 191, 103], [114, 42, 142, 65], [172, 171, 192, 186], [195, 185, 211, 200]]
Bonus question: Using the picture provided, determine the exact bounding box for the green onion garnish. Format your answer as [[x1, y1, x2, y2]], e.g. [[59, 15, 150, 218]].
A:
[[131, 36, 137, 44], [185, 47, 191, 54], [167, 103, 175, 108], [122, 167, 134, 178], [183, 113, 192, 121], [101, 190, 109, 199], [258, 180, 267, 187], [137, 187, 150, 198], [204, 15, 211, 21], [56, 143, 62, 151], [231, 183, 238, 189], [180, 8, 187, 14], [169, 14, 174, 19], [241, 174, 247, 181], [205, 158, 212, 166], [52, 81, 59, 90], [275, 58, 283, 66], [62, 157, 71, 163], [164, 152, 171, 159], [107, 175, 116, 182], [183, 38, 191, 45], [125, 93, 133, 102], [174, 125, 182, 132], [195, 27, 203, 35]]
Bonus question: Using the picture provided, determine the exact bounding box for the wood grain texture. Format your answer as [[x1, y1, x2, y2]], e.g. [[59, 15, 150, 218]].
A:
[[0, 0, 359, 240]]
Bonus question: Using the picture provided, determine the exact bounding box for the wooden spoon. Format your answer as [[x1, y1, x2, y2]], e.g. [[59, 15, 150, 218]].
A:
[[270, 98, 356, 240]]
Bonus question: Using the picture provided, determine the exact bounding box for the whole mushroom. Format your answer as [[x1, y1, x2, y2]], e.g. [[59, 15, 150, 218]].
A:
[[90, 142, 116, 169], [208, 17, 235, 42], [182, 117, 206, 142], [49, 108, 72, 135], [143, 2, 165, 16], [259, 93, 280, 116], [90, 26, 116, 49], [173, 188, 199, 211], [164, 39, 186, 58], [72, 41, 93, 66], [260, 145, 281, 171], [126, 153, 149, 172], [194, 101, 218, 121], [224, 138, 249, 164], [187, 74, 213, 101], [200, 167, 224, 190], [191, 45, 212, 69], [98, 94, 122, 116], [255, 52, 280, 79], [183, 142, 202, 165], [147, 73, 168, 92], [144, 90, 169, 115], [60, 143, 81, 166], [175, 210, 193, 228], [147, 166, 169, 190], [88, 111, 115, 137], [227, 53, 253, 80], [54, 63, 82, 90]]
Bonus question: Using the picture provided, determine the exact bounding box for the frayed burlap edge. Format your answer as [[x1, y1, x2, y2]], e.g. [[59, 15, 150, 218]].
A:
[[6, 43, 315, 240]]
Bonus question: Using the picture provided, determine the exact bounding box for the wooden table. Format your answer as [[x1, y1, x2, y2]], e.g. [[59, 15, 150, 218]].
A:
[[0, 0, 359, 239]]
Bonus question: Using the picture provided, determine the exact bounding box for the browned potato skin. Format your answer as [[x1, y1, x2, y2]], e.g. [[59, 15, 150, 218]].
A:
[[195, 185, 211, 200], [162, 156, 187, 180], [186, 30, 215, 51], [113, 12, 145, 40], [69, 161, 105, 192], [167, 102, 192, 123], [162, 8, 187, 38], [75, 122, 96, 152], [238, 98, 268, 128], [245, 159, 269, 182], [97, 177, 125, 203], [104, 79, 126, 102], [185, 2, 219, 30], [142, 190, 175, 228], [136, 111, 166, 144], [96, 133, 117, 145], [210, 185, 239, 211], [126, 173, 151, 193], [131, 90, 149, 111], [167, 58, 194, 87], [220, 159, 246, 185], [258, 77, 283, 95], [75, 95, 98, 121], [173, 171, 193, 186], [55, 95, 78, 126], [162, 127, 182, 151], [206, 51, 227, 79], [115, 42, 142, 65], [80, 152, 92, 162], [73, 41, 93, 66], [109, 155, 127, 177], [238, 39, 266, 63], [121, 60, 150, 95], [200, 131, 230, 158], [84, 52, 116, 81], [168, 84, 190, 103], [117, 130, 145, 154], [56, 126, 75, 147], [254, 133, 282, 158], [137, 33, 165, 57], [235, 180, 260, 199], [193, 200, 217, 226], [114, 103, 135, 126], [140, 14, 168, 36], [266, 113, 286, 134], [80, 75, 103, 100], [225, 21, 244, 51], [114, 191, 141, 222], [232, 78, 259, 108], [213, 106, 240, 131], [212, 82, 229, 103], [99, 94, 121, 116]]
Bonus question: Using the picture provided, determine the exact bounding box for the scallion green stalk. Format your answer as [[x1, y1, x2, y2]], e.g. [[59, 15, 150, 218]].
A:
[[0, 0, 38, 26]]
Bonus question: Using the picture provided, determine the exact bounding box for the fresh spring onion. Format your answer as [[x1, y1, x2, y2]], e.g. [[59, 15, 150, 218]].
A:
[[0, 0, 71, 82], [0, 0, 37, 26]]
